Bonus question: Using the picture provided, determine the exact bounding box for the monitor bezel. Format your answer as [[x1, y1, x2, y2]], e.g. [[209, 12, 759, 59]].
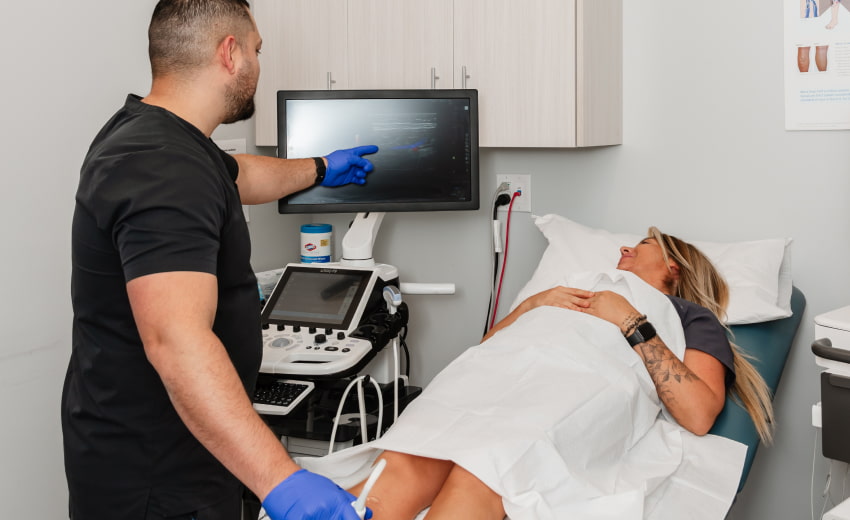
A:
[[276, 89, 480, 214]]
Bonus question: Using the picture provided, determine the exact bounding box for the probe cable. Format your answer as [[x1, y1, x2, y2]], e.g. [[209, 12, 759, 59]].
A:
[[400, 325, 410, 376], [328, 375, 383, 455], [488, 190, 521, 331]]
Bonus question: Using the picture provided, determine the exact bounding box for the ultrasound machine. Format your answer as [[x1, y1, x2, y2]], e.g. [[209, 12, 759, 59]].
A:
[[250, 89, 479, 458], [253, 262, 403, 411]]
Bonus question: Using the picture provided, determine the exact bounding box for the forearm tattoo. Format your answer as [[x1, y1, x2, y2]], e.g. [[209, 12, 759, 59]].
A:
[[636, 336, 698, 406]]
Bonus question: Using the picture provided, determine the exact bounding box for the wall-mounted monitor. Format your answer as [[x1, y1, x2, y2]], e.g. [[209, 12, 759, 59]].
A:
[[276, 89, 479, 214]]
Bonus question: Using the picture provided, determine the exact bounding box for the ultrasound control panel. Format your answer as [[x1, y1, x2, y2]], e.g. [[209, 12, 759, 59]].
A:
[[259, 263, 398, 379]]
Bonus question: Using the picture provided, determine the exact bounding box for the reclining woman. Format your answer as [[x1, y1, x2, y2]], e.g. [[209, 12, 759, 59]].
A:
[[345, 227, 774, 520]]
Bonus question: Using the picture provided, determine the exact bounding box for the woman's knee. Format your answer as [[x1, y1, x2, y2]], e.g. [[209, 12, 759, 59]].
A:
[[379, 451, 454, 483], [347, 452, 454, 520], [426, 465, 505, 520]]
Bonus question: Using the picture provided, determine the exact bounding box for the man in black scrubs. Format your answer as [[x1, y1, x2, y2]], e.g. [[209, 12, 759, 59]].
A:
[[62, 1, 376, 519]]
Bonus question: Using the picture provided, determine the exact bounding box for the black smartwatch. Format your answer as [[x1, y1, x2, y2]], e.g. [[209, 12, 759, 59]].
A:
[[625, 321, 657, 347], [313, 157, 326, 186]]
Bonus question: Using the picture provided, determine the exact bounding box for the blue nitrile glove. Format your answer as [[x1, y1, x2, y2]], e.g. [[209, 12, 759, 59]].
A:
[[322, 145, 379, 187], [262, 469, 373, 520]]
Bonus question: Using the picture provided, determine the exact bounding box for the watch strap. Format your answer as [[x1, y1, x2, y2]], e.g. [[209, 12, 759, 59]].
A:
[[313, 157, 326, 186], [625, 321, 657, 347]]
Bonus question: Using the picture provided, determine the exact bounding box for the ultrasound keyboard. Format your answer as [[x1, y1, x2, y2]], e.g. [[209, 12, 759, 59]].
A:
[[252, 379, 315, 416]]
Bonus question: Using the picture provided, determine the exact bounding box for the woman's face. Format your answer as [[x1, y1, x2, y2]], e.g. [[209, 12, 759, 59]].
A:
[[617, 238, 678, 293]]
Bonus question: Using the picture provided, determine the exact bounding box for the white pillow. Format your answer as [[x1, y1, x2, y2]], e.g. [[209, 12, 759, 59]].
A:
[[511, 215, 793, 325]]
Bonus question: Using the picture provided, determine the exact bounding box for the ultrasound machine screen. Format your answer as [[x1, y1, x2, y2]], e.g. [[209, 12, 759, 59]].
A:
[[262, 266, 374, 331], [276, 89, 479, 214]]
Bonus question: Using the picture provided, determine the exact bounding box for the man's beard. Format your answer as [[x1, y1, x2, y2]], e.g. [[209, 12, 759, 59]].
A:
[[223, 68, 256, 124]]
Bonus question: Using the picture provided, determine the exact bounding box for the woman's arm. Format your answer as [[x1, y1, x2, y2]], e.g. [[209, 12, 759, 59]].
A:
[[482, 286, 594, 342], [582, 291, 727, 435], [483, 286, 727, 434], [637, 341, 727, 434]]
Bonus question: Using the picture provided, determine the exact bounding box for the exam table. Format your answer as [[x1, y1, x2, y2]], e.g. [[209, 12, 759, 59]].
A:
[[709, 286, 806, 493]]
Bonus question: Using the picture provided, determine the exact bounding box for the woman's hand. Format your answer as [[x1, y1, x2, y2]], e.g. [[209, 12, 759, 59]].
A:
[[485, 286, 643, 343], [518, 286, 595, 313], [579, 290, 644, 334], [518, 288, 643, 335], [483, 286, 594, 342]]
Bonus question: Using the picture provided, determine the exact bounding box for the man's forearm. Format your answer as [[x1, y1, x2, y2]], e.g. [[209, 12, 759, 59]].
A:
[[148, 330, 300, 499], [234, 154, 320, 205]]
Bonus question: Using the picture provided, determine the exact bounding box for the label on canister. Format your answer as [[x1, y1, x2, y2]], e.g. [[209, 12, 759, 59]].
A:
[[301, 223, 332, 263]]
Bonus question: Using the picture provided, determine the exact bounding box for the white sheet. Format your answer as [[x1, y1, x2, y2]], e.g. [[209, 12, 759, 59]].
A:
[[300, 270, 746, 520]]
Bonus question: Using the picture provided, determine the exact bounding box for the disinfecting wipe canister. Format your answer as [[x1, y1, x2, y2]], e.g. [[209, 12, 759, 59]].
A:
[[300, 223, 332, 263]]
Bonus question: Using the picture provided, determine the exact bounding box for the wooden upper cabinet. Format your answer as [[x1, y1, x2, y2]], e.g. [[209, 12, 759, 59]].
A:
[[253, 0, 621, 148], [347, 0, 454, 90], [454, 0, 622, 147], [253, 0, 348, 147]]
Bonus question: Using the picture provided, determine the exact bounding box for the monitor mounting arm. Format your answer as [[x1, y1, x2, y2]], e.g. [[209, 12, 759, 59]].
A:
[[341, 212, 385, 268]]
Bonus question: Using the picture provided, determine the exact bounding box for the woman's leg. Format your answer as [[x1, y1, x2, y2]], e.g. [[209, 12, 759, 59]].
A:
[[347, 451, 454, 520], [424, 464, 505, 520]]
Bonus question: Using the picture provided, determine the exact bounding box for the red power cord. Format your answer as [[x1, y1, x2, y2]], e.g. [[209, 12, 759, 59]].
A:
[[489, 190, 521, 330]]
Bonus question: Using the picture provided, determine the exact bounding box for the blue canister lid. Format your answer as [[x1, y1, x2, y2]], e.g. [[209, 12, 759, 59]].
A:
[[301, 223, 332, 234]]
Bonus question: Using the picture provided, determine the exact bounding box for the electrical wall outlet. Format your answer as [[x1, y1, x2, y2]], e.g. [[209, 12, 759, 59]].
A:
[[496, 174, 532, 212]]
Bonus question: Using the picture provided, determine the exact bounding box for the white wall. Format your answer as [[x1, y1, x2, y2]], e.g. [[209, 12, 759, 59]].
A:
[[2, 1, 846, 518], [2, 2, 154, 517]]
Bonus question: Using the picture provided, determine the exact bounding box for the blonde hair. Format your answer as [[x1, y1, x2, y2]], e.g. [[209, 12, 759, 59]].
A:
[[648, 227, 775, 444]]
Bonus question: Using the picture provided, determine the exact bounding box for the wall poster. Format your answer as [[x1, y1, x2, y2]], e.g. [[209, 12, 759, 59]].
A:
[[786, 0, 850, 129]]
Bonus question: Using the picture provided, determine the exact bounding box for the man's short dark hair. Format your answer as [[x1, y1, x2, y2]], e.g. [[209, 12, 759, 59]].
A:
[[149, 0, 253, 78]]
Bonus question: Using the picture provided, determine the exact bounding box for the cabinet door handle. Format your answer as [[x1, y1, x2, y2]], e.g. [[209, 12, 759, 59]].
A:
[[327, 72, 336, 90], [461, 66, 470, 89], [431, 67, 440, 89]]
